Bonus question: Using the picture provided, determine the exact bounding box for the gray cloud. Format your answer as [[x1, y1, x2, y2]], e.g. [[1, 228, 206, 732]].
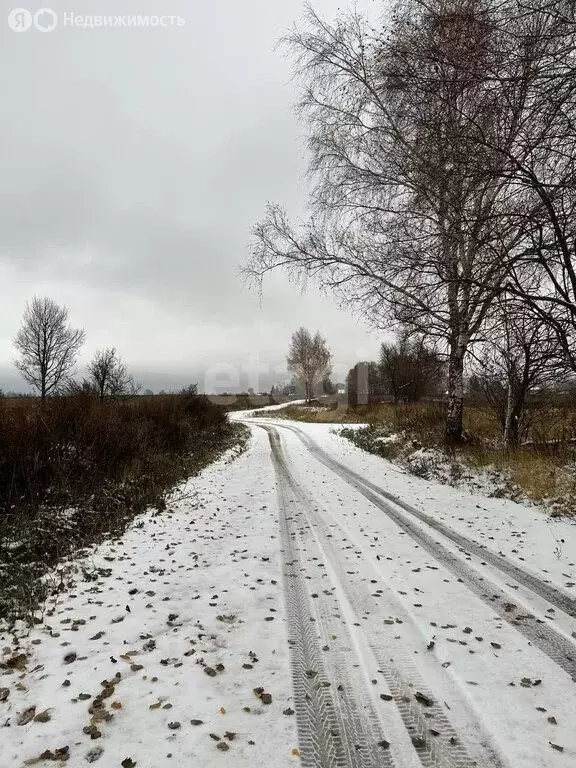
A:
[[0, 0, 383, 393]]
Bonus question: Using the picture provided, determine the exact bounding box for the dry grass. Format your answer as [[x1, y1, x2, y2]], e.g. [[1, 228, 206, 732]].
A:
[[212, 393, 287, 411], [462, 439, 576, 511], [276, 401, 361, 423]]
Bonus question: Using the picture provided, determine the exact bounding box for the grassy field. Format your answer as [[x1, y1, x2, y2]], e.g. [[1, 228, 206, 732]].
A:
[[269, 399, 576, 513]]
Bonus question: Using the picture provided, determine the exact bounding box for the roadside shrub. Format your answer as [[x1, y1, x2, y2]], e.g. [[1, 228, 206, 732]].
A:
[[340, 426, 402, 461], [0, 393, 227, 505], [0, 393, 240, 624]]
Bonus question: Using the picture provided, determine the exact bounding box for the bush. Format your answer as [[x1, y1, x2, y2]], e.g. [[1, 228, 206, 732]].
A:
[[0, 393, 240, 624]]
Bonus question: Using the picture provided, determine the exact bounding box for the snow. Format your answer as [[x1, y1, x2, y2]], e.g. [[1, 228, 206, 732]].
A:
[[0, 437, 299, 768], [270, 423, 575, 762], [235, 409, 576, 584], [401, 445, 517, 498], [284, 420, 576, 592], [238, 412, 576, 766], [253, 409, 555, 504], [3, 411, 576, 768], [245, 399, 305, 414]]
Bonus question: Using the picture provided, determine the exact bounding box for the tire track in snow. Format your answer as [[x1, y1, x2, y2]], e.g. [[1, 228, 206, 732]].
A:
[[273, 431, 394, 768], [273, 421, 576, 619], [264, 421, 576, 682], [268, 427, 496, 768]]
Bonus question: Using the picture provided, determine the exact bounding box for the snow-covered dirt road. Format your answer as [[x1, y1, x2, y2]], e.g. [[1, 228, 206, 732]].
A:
[[2, 416, 576, 768]]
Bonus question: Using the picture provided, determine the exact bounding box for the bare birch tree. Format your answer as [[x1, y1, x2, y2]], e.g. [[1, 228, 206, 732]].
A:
[[287, 327, 332, 403], [246, 2, 523, 441], [503, 1, 576, 365], [14, 297, 86, 401]]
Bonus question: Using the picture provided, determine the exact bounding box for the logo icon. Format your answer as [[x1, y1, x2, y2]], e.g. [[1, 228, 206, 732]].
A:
[[34, 8, 57, 31], [8, 8, 33, 31]]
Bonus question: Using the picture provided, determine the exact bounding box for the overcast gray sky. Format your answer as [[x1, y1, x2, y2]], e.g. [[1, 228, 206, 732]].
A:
[[0, 0, 383, 393]]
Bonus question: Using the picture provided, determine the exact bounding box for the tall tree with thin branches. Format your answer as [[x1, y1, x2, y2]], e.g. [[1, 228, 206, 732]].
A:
[[287, 327, 332, 403], [246, 2, 523, 441], [472, 296, 565, 446], [476, 0, 576, 368], [14, 297, 86, 400], [380, 333, 444, 404]]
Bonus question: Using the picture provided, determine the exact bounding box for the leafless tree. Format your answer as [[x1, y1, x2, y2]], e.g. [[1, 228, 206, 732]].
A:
[[471, 296, 565, 445], [287, 327, 332, 403], [61, 377, 97, 396], [380, 333, 444, 404], [87, 348, 117, 399], [180, 384, 199, 396], [87, 347, 136, 399], [246, 2, 526, 441], [282, 379, 298, 397], [14, 297, 85, 401], [446, 0, 576, 368]]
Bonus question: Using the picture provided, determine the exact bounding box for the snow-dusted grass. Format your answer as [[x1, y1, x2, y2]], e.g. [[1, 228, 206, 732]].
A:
[[340, 423, 576, 514], [339, 424, 523, 500], [0, 395, 244, 626]]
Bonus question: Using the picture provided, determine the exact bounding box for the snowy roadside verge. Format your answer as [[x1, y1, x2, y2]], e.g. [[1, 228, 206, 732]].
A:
[[339, 423, 524, 500], [246, 403, 575, 515], [262, 419, 576, 595], [0, 411, 248, 629], [1, 430, 298, 768]]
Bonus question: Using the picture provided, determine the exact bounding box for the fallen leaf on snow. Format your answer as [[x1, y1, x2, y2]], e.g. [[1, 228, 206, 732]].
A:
[[24, 746, 69, 764], [17, 706, 37, 726], [34, 709, 52, 723], [2, 652, 28, 670]]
